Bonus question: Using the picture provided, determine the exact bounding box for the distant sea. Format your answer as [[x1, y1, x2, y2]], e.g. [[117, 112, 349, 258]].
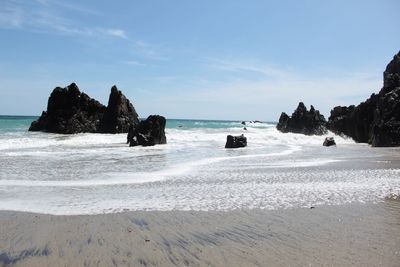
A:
[[0, 115, 399, 215]]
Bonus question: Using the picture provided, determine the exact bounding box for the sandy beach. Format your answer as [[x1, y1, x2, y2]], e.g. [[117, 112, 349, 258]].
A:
[[1, 200, 400, 267]]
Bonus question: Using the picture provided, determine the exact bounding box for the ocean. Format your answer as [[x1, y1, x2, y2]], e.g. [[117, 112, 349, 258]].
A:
[[0, 115, 399, 215]]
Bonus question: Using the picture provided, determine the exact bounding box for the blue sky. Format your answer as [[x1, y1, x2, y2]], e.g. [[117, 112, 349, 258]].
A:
[[0, 0, 399, 120]]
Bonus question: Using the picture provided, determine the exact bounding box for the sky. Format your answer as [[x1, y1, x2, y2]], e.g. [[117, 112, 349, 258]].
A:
[[0, 0, 399, 120]]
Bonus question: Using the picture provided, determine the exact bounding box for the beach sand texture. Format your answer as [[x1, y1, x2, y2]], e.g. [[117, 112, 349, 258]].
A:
[[1, 201, 400, 267]]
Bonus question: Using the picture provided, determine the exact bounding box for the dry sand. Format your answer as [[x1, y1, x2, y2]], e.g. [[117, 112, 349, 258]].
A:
[[1, 200, 400, 267]]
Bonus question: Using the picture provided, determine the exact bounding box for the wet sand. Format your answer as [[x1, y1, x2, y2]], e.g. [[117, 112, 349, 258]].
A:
[[1, 200, 400, 267]]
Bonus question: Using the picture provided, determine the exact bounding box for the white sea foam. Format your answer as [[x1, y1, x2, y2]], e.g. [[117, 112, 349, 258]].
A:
[[1, 169, 399, 215], [1, 121, 399, 215], [1, 147, 330, 187], [0, 132, 127, 151]]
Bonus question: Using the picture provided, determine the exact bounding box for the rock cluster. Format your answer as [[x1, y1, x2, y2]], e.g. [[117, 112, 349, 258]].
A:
[[328, 51, 400, 147], [225, 134, 247, 148], [276, 102, 327, 135], [127, 115, 167, 147], [29, 83, 139, 134]]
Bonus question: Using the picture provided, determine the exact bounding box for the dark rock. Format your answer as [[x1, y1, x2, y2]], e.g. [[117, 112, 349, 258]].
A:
[[225, 134, 247, 148], [241, 121, 246, 125], [328, 96, 378, 143], [327, 105, 356, 138], [29, 83, 139, 134], [29, 83, 106, 134], [323, 137, 336, 147], [370, 87, 400, 146], [328, 51, 400, 147], [277, 102, 327, 135], [128, 115, 167, 147], [99, 85, 139, 133], [383, 51, 400, 89], [243, 127, 247, 131]]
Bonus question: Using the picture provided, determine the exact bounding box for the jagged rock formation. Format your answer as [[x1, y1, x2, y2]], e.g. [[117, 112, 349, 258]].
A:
[[127, 115, 167, 147], [323, 137, 336, 147], [29, 83, 139, 134], [277, 102, 327, 135], [328, 51, 400, 147], [225, 134, 247, 148], [99, 86, 139, 133], [327, 102, 376, 143], [29, 83, 106, 134]]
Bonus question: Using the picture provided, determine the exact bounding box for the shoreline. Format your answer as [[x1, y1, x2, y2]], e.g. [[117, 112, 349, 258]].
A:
[[1, 201, 400, 266]]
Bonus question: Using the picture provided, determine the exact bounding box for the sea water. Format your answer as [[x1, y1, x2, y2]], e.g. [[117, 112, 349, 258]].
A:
[[0, 115, 400, 215]]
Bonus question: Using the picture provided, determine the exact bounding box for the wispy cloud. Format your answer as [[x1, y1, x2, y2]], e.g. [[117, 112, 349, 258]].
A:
[[191, 74, 380, 105], [36, 0, 102, 15], [131, 41, 169, 61], [202, 58, 382, 109], [122, 60, 147, 66], [149, 60, 382, 120], [0, 0, 126, 40], [205, 58, 291, 79], [0, 0, 167, 62], [104, 29, 127, 39], [0, 1, 23, 28]]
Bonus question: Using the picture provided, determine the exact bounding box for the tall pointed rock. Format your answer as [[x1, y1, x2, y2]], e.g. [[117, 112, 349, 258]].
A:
[[99, 85, 139, 133]]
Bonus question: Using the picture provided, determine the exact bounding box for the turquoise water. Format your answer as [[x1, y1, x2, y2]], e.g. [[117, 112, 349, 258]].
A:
[[166, 119, 274, 129], [0, 116, 38, 133], [0, 115, 274, 132], [1, 115, 400, 215]]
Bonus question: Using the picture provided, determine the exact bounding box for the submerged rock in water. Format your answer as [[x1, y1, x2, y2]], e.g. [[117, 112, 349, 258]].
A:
[[277, 102, 327, 135], [29, 83, 139, 134], [128, 115, 167, 147], [328, 51, 400, 147], [99, 85, 139, 133], [225, 134, 247, 148], [323, 137, 336, 147]]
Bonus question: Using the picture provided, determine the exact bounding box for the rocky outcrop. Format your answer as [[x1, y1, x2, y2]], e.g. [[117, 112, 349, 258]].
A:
[[323, 137, 336, 147], [99, 86, 139, 133], [277, 102, 327, 135], [225, 134, 247, 148], [29, 83, 106, 134], [327, 97, 378, 143], [128, 115, 167, 147], [370, 87, 400, 146], [328, 51, 400, 147], [29, 83, 139, 134]]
